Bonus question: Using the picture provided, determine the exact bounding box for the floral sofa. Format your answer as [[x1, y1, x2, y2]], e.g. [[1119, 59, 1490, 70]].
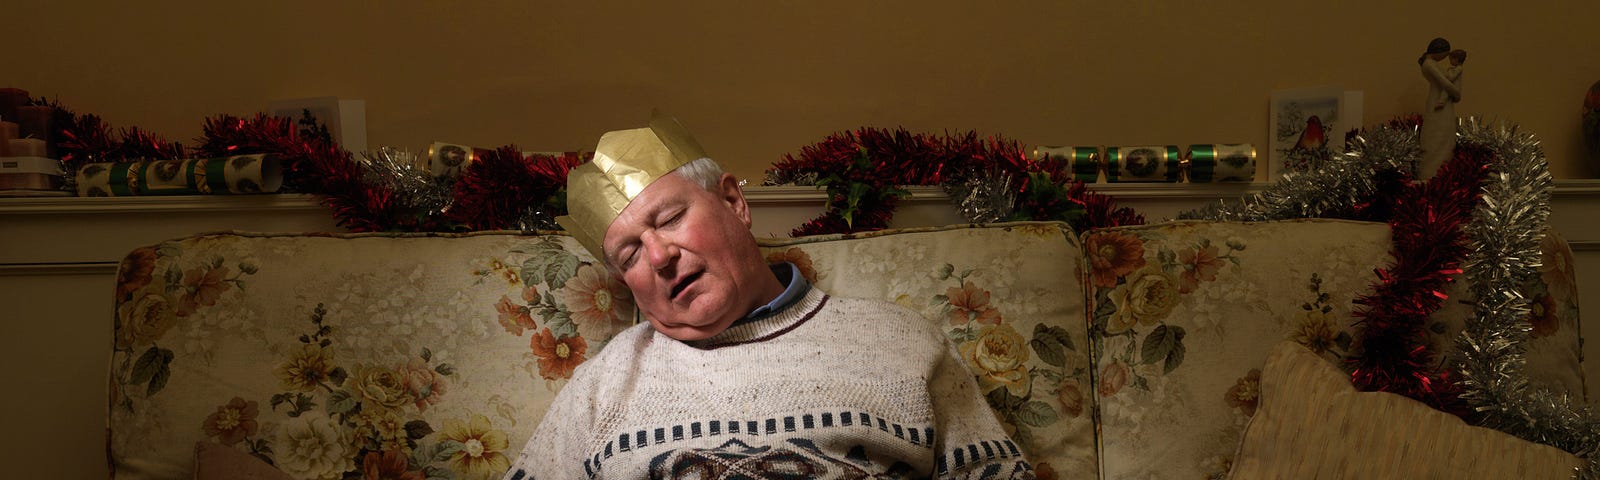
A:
[[106, 220, 1586, 479]]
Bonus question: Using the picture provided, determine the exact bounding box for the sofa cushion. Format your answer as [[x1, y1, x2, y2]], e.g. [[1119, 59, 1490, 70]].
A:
[[758, 222, 1097, 477], [1226, 341, 1583, 479], [109, 231, 631, 479], [1086, 219, 1397, 479]]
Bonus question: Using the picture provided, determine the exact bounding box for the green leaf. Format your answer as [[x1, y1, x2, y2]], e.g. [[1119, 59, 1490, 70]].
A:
[[328, 366, 348, 386], [545, 312, 577, 338], [983, 386, 1012, 412], [520, 258, 545, 286], [270, 393, 290, 409], [544, 255, 580, 290], [1030, 324, 1076, 368], [931, 294, 949, 304], [435, 363, 456, 376], [405, 420, 434, 440], [327, 390, 359, 415], [147, 357, 172, 396], [432, 440, 464, 462], [1138, 325, 1187, 374], [1014, 401, 1059, 428], [421, 347, 432, 362], [129, 346, 164, 385], [1164, 338, 1186, 374]]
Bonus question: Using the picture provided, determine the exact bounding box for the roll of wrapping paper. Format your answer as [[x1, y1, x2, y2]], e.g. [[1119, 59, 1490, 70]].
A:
[[1185, 144, 1257, 182], [1034, 146, 1102, 183], [74, 154, 283, 196], [1105, 145, 1181, 182]]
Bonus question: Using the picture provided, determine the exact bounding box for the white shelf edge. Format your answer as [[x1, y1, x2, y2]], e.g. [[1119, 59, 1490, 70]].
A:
[[4, 180, 1598, 215]]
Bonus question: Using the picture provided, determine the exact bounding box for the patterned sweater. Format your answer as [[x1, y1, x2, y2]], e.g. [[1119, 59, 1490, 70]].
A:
[[502, 287, 1034, 479]]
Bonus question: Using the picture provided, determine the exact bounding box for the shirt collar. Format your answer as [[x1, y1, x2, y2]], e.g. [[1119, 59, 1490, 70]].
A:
[[743, 262, 811, 321]]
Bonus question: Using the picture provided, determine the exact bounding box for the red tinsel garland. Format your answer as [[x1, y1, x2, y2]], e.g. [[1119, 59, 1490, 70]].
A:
[[771, 127, 1142, 236], [448, 146, 584, 231], [1348, 143, 1492, 413]]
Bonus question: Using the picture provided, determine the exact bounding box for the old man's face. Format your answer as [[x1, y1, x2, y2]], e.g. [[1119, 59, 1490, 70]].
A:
[[602, 173, 770, 341]]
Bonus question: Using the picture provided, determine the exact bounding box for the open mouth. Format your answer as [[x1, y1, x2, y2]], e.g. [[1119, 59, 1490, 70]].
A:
[[670, 272, 703, 300]]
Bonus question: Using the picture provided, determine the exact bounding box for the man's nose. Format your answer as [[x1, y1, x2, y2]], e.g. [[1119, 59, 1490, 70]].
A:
[[642, 231, 678, 273]]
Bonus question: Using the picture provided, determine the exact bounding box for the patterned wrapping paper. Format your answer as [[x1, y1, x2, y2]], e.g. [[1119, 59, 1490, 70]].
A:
[[1185, 144, 1256, 183], [75, 154, 282, 196], [1106, 145, 1182, 182]]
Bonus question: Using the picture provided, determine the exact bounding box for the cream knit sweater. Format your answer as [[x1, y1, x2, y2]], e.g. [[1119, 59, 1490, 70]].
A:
[[503, 288, 1034, 479]]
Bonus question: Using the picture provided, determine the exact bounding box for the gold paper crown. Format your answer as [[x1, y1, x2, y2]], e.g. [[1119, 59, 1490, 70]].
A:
[[557, 111, 710, 261]]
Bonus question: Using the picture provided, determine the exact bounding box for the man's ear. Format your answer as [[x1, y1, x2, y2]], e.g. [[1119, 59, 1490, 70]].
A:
[[718, 173, 752, 228]]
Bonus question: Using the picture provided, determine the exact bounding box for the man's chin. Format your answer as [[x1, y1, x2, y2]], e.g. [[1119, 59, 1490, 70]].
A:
[[652, 319, 732, 342]]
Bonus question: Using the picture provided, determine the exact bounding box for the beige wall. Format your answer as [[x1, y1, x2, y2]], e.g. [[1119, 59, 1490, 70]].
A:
[[8, 1, 1600, 182]]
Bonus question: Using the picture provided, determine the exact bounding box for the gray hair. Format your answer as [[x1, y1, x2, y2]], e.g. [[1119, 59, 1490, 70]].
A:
[[672, 157, 725, 191]]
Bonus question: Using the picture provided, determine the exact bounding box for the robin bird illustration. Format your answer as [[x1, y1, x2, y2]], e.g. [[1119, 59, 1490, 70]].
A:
[[1294, 115, 1327, 151]]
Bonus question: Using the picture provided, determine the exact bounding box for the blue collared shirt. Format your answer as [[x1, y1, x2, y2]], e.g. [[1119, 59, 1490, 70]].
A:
[[742, 262, 811, 322]]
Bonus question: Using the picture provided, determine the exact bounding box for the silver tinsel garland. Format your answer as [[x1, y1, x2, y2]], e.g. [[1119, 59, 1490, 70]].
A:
[[1183, 119, 1597, 478], [943, 166, 1018, 224], [1179, 126, 1420, 221], [1450, 119, 1600, 479], [359, 146, 455, 218]]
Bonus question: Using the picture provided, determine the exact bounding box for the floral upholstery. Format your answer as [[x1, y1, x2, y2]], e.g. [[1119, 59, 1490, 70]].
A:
[[108, 223, 1095, 479], [1087, 219, 1398, 479], [758, 222, 1097, 478], [109, 232, 634, 480], [107, 220, 1583, 480], [1085, 219, 1587, 480]]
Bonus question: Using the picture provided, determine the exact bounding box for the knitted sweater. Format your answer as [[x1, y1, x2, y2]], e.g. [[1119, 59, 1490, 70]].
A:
[[502, 287, 1035, 479]]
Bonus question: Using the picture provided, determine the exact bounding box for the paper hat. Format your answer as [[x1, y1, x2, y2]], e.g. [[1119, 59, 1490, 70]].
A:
[[557, 111, 710, 261]]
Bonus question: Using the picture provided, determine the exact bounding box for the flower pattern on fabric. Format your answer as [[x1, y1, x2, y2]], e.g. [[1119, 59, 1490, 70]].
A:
[[931, 258, 1085, 453], [276, 412, 355, 479], [362, 450, 425, 480], [558, 264, 634, 341], [1105, 267, 1182, 334], [1224, 369, 1262, 416], [530, 328, 587, 380], [116, 247, 158, 301], [946, 281, 1003, 325], [961, 324, 1032, 397], [202, 397, 259, 446], [495, 289, 538, 336], [277, 344, 337, 393], [1085, 231, 1146, 289], [440, 414, 511, 479], [110, 242, 261, 412], [1290, 274, 1355, 363]]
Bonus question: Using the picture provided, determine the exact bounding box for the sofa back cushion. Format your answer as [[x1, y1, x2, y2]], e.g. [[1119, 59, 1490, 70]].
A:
[[1086, 219, 1398, 479], [758, 222, 1097, 477], [1085, 219, 1587, 480], [109, 231, 631, 479]]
